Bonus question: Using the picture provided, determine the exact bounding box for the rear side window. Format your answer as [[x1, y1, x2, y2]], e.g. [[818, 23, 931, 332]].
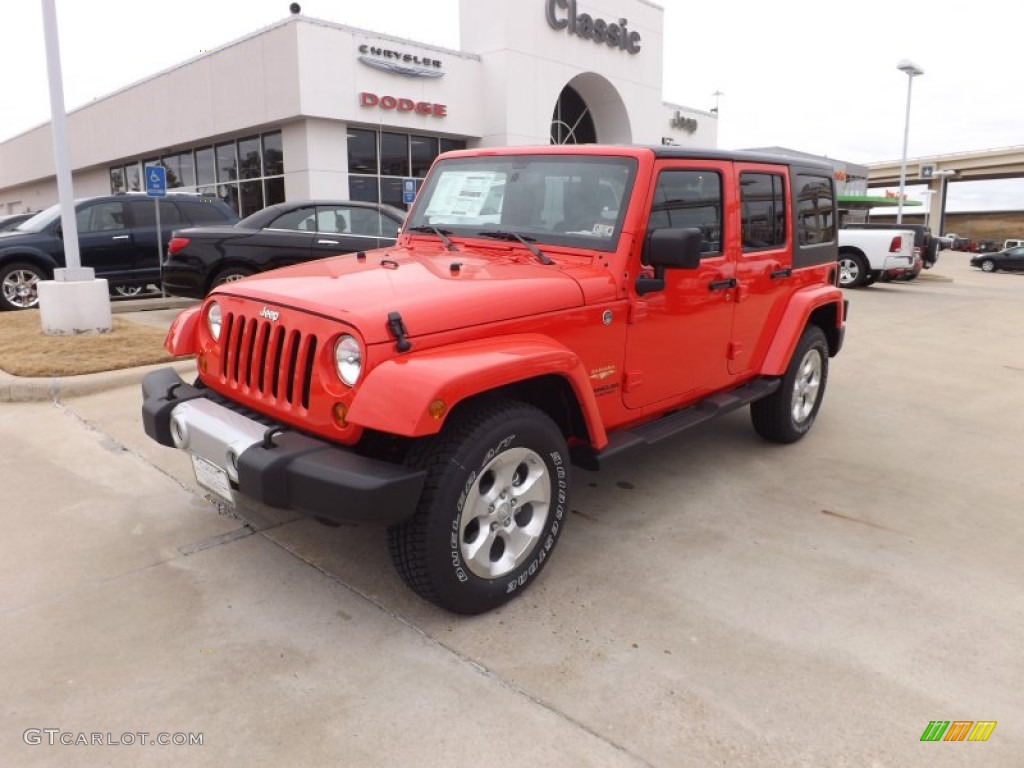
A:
[[796, 174, 835, 245], [739, 173, 786, 249], [647, 170, 722, 254], [269, 207, 316, 231], [177, 200, 233, 224], [127, 199, 184, 227], [348, 207, 394, 238]]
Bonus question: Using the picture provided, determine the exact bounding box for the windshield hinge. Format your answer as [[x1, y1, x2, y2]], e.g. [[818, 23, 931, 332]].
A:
[[387, 311, 412, 353]]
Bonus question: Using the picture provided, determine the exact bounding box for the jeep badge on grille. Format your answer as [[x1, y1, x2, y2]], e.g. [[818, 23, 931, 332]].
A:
[[259, 307, 280, 322]]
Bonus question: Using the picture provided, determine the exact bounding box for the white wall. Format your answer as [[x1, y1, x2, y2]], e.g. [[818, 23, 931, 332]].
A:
[[459, 0, 666, 146], [296, 21, 484, 139]]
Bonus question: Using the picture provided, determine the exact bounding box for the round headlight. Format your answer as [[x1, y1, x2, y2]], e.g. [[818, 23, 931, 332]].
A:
[[207, 302, 222, 341], [334, 335, 362, 386]]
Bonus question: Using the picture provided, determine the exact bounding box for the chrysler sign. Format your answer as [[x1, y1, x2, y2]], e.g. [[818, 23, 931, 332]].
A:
[[545, 0, 642, 54], [358, 44, 444, 78]]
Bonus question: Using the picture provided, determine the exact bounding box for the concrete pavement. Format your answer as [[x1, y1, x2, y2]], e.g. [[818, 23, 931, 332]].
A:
[[1, 252, 1022, 766]]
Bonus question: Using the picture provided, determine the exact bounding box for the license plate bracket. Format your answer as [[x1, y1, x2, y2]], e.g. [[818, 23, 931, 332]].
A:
[[190, 453, 235, 506]]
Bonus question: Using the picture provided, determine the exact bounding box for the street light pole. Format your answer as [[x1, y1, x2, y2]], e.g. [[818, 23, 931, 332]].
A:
[[933, 169, 956, 236], [896, 59, 924, 225]]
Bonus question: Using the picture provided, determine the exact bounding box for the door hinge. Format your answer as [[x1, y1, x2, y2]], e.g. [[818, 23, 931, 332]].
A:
[[624, 371, 644, 392], [628, 301, 648, 324], [727, 342, 744, 360]]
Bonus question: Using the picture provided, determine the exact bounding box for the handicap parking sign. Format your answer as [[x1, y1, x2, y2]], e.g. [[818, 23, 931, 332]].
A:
[[402, 177, 417, 204], [145, 165, 167, 197]]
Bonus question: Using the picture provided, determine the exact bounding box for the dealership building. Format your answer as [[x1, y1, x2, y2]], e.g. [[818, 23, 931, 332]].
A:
[[0, 0, 716, 217]]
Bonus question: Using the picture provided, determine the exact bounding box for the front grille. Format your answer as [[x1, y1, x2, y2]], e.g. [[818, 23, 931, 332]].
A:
[[219, 311, 319, 410]]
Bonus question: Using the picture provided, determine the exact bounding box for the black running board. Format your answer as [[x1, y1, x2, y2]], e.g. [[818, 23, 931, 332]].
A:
[[571, 377, 781, 471]]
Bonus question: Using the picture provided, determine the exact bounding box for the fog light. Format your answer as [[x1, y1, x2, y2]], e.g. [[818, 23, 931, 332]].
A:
[[428, 399, 446, 420], [170, 415, 188, 448], [332, 403, 349, 427], [226, 450, 240, 483]]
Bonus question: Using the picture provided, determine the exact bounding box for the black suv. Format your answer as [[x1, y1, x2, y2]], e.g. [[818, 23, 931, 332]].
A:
[[0, 194, 238, 311], [843, 222, 938, 268]]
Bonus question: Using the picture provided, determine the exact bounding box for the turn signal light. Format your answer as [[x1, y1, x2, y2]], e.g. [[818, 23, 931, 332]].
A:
[[197, 352, 208, 373], [428, 400, 447, 420], [332, 403, 349, 427]]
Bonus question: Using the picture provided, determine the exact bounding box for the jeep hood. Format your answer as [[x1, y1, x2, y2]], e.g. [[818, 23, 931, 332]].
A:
[[215, 246, 587, 344]]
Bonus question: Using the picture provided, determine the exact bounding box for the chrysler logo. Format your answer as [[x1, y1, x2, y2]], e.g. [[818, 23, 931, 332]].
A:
[[259, 307, 280, 322], [357, 45, 444, 78]]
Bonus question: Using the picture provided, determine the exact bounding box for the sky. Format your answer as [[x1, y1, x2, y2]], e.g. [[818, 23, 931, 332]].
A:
[[1, 0, 1021, 212]]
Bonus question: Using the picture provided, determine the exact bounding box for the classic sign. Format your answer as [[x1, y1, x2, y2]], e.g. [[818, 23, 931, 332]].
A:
[[544, 0, 642, 54]]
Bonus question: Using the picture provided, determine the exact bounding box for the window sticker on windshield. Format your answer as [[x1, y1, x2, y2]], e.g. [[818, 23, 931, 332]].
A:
[[425, 172, 506, 218]]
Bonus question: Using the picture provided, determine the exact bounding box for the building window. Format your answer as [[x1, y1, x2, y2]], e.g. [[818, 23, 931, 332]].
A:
[[347, 127, 465, 210], [108, 131, 285, 216], [196, 147, 215, 186]]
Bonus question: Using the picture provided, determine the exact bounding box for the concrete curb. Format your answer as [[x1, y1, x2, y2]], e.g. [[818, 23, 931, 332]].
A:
[[110, 296, 199, 313], [0, 358, 196, 403]]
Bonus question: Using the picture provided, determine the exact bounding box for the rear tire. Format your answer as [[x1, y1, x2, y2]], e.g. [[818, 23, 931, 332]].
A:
[[388, 399, 569, 614], [210, 266, 254, 291], [751, 326, 829, 444], [837, 253, 868, 288], [111, 284, 144, 298]]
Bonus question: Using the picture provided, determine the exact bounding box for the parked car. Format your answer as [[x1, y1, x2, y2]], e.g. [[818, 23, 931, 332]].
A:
[[0, 194, 239, 311], [970, 245, 1024, 273], [844, 222, 938, 267], [975, 239, 1000, 253], [0, 212, 34, 233], [1003, 238, 1024, 250], [161, 200, 406, 298]]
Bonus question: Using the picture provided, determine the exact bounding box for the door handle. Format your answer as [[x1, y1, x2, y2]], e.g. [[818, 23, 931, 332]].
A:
[[111, 235, 130, 240], [708, 278, 737, 291], [317, 239, 339, 245], [770, 267, 793, 279]]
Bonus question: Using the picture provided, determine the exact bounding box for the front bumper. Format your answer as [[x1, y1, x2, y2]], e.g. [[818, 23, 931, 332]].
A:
[[141, 368, 425, 525]]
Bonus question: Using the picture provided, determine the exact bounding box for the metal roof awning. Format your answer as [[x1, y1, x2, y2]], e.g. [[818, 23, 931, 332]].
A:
[[838, 195, 922, 209]]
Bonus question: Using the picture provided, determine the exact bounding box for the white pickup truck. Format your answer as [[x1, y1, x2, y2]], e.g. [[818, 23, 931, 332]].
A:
[[837, 228, 917, 288]]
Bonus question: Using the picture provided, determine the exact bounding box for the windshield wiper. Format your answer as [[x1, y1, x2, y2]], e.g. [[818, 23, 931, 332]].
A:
[[478, 230, 554, 265], [407, 225, 457, 251]]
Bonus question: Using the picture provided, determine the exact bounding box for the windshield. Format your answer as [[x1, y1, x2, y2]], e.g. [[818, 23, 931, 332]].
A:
[[406, 155, 637, 253], [13, 203, 61, 232]]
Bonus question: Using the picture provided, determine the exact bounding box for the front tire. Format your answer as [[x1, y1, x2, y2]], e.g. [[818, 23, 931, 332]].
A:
[[388, 399, 570, 614], [0, 261, 46, 311], [980, 259, 996, 272], [751, 326, 829, 444]]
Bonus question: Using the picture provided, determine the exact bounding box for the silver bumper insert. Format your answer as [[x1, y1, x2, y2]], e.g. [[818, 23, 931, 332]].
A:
[[168, 398, 268, 484]]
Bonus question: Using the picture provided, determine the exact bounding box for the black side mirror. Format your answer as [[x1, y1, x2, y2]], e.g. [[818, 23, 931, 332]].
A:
[[637, 227, 703, 295]]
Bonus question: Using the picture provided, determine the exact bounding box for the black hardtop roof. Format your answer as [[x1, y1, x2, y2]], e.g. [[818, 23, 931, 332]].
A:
[[647, 145, 835, 172]]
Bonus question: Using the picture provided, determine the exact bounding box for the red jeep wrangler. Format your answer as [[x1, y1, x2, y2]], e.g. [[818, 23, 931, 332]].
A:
[[142, 145, 846, 614]]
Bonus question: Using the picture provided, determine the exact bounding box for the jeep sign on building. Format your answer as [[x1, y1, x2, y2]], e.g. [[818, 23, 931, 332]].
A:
[[0, 0, 715, 217]]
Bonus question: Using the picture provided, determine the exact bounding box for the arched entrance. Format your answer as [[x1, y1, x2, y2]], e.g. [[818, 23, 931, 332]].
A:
[[551, 86, 596, 144], [550, 73, 632, 145]]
